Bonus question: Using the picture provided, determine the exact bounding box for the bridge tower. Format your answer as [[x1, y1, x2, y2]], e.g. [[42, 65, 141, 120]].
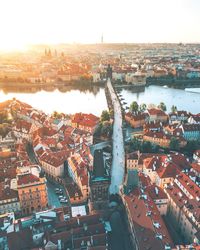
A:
[[106, 64, 112, 80]]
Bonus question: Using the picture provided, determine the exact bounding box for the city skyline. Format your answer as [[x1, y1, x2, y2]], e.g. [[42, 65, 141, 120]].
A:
[[0, 0, 200, 51]]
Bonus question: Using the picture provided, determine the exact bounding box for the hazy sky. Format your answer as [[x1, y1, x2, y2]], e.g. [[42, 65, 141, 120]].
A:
[[0, 0, 199, 50]]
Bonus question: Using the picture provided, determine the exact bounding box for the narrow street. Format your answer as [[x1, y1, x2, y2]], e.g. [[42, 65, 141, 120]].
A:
[[110, 210, 133, 250], [26, 143, 69, 209], [107, 79, 125, 194]]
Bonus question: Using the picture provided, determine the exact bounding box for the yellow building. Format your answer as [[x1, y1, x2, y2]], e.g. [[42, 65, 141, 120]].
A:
[[17, 172, 48, 215]]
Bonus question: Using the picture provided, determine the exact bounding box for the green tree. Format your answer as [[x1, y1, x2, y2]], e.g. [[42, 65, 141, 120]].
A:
[[109, 109, 114, 118], [130, 137, 141, 151], [52, 111, 62, 119], [100, 110, 110, 122], [171, 105, 177, 113], [183, 140, 200, 155], [0, 111, 9, 124], [130, 101, 139, 113], [158, 102, 167, 112], [0, 124, 10, 137], [170, 137, 180, 151], [139, 103, 147, 112], [101, 121, 112, 137], [94, 123, 102, 137], [141, 141, 153, 152]]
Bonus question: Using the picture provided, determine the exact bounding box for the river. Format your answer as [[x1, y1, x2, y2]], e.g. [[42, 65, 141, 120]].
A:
[[0, 86, 107, 116], [0, 85, 200, 116], [119, 85, 200, 114]]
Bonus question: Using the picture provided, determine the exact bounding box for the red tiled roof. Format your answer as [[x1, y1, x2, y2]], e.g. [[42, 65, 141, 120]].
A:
[[8, 228, 33, 250], [72, 113, 99, 127], [148, 108, 167, 117], [14, 120, 32, 133], [148, 184, 168, 200], [17, 173, 40, 186], [124, 187, 173, 249], [191, 163, 200, 174], [144, 131, 171, 140], [175, 172, 200, 199], [125, 112, 148, 121]]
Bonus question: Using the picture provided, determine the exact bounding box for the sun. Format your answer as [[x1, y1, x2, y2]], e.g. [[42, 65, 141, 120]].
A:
[[0, 41, 27, 52]]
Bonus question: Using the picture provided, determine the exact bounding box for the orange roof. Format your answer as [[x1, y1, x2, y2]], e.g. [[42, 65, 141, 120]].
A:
[[176, 172, 200, 199], [124, 187, 173, 249], [148, 108, 167, 117], [17, 173, 40, 186]]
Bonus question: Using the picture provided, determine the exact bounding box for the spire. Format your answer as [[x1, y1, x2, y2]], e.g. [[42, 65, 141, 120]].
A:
[[101, 33, 103, 44], [48, 48, 51, 57]]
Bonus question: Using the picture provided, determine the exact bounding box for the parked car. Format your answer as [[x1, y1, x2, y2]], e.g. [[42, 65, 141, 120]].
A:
[[60, 198, 68, 203], [58, 189, 63, 194], [55, 188, 60, 194], [64, 214, 70, 220]]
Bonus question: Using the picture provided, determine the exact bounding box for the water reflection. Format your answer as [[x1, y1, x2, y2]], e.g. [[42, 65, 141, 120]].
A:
[[1, 84, 101, 95], [0, 85, 107, 116]]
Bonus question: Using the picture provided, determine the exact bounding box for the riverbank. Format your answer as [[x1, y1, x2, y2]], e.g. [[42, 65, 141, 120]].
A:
[[0, 81, 105, 95], [0, 80, 105, 89], [118, 85, 200, 114], [146, 77, 200, 88]]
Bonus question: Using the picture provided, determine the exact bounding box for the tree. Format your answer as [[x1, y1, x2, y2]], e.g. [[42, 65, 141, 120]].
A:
[[183, 140, 200, 155], [170, 137, 180, 151], [100, 110, 110, 122], [109, 109, 114, 118], [141, 141, 152, 152], [94, 123, 102, 137], [158, 102, 167, 112], [101, 121, 112, 137], [0, 111, 9, 123], [130, 137, 141, 151], [130, 101, 139, 113], [139, 103, 147, 112], [171, 105, 177, 113], [0, 124, 10, 138], [52, 111, 62, 119]]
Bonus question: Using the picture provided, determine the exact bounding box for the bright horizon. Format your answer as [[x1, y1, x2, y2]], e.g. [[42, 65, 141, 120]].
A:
[[0, 0, 200, 51]]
